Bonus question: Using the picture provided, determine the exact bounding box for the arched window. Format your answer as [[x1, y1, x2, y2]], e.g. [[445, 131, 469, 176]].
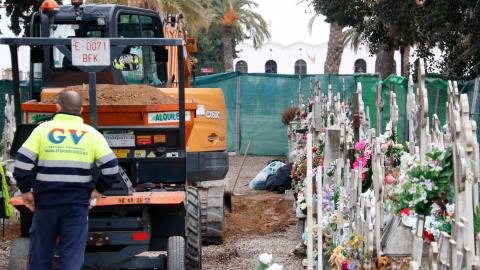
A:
[[392, 60, 396, 75], [354, 59, 367, 73], [265, 60, 277, 74], [295, 60, 307, 75], [235, 60, 248, 73]]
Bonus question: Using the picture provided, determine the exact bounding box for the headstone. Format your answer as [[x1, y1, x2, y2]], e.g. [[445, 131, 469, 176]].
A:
[[376, 84, 384, 136], [431, 114, 444, 145], [373, 138, 384, 259], [413, 59, 430, 163], [407, 74, 416, 154], [437, 232, 450, 269], [381, 215, 414, 256], [324, 125, 341, 185], [390, 91, 399, 131], [412, 215, 425, 265], [429, 241, 439, 270]]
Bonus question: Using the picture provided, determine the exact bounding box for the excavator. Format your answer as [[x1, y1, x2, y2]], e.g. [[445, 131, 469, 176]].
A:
[[3, 0, 229, 268]]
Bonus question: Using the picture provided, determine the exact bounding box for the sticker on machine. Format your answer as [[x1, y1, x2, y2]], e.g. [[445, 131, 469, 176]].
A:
[[137, 135, 152, 145], [28, 112, 53, 123], [147, 111, 191, 124], [104, 133, 135, 147], [196, 105, 205, 116], [154, 135, 166, 143], [113, 149, 130, 158], [147, 151, 156, 158], [134, 150, 146, 158]]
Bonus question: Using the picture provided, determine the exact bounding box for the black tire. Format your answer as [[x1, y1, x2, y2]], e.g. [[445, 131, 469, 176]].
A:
[[20, 210, 32, 238], [185, 187, 202, 270], [198, 187, 225, 245], [8, 238, 30, 269], [167, 236, 185, 270]]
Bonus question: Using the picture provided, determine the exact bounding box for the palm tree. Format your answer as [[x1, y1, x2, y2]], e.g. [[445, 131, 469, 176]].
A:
[[342, 27, 364, 53], [304, 3, 343, 75], [323, 22, 343, 74], [210, 0, 270, 72]]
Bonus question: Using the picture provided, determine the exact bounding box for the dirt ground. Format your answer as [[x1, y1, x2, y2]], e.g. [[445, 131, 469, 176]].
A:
[[0, 154, 304, 269], [39, 84, 179, 105]]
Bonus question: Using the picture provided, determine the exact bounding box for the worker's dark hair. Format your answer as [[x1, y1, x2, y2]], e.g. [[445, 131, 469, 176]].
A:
[[57, 90, 82, 114]]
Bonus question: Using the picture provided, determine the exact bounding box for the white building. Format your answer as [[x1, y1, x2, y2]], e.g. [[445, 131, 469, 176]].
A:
[[234, 41, 410, 75]]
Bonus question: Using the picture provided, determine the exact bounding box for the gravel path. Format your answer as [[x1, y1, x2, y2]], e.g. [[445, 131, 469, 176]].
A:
[[0, 154, 304, 269], [201, 154, 303, 270]]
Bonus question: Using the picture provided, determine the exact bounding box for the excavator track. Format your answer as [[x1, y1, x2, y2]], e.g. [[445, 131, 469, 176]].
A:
[[198, 186, 225, 245]]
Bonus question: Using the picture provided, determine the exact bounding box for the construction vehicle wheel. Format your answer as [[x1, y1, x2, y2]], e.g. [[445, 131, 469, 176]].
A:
[[8, 237, 30, 269], [185, 187, 202, 270], [167, 236, 185, 270], [198, 186, 225, 245], [20, 210, 33, 238]]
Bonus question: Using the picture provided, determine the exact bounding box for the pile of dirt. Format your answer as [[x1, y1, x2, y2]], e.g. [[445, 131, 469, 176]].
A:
[[40, 84, 178, 105], [224, 192, 295, 239]]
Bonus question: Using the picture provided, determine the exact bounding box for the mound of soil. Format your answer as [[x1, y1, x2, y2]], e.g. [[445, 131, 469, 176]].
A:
[[40, 84, 178, 105], [224, 192, 296, 238]]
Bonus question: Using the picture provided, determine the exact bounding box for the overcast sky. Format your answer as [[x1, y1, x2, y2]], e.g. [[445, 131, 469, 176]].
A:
[[251, 0, 330, 46], [61, 0, 330, 46]]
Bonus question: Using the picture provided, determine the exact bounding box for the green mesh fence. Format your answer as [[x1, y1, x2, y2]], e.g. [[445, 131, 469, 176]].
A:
[[458, 77, 480, 144], [0, 80, 29, 131], [195, 72, 377, 156], [1, 73, 478, 156]]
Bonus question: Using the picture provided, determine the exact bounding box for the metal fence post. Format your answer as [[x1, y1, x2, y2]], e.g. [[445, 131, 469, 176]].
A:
[[235, 72, 241, 155]]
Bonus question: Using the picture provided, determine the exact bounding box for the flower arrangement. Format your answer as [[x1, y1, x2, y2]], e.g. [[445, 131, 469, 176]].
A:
[[329, 245, 347, 269], [391, 145, 454, 216], [296, 193, 307, 219], [257, 253, 283, 270], [326, 162, 336, 177], [343, 233, 368, 269], [291, 148, 306, 181]]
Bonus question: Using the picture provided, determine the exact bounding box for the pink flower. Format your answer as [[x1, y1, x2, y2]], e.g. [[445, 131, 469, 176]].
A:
[[384, 174, 396, 184], [357, 157, 368, 166], [382, 144, 388, 150], [321, 128, 325, 132], [355, 141, 366, 151], [353, 162, 359, 170], [388, 140, 394, 146]]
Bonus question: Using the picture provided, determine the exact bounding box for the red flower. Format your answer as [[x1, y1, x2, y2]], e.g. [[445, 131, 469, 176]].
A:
[[301, 112, 308, 119], [399, 208, 410, 217], [434, 201, 443, 217], [341, 261, 348, 270], [423, 228, 435, 244], [312, 147, 316, 153]]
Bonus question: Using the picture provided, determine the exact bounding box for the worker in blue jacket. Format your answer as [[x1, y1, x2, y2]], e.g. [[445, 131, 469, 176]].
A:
[[14, 90, 119, 270]]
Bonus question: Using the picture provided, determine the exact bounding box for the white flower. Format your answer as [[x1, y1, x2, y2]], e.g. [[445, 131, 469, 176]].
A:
[[300, 203, 307, 210], [409, 201, 415, 207], [259, 253, 273, 265], [296, 208, 306, 218], [297, 194, 305, 203], [386, 121, 392, 131], [446, 204, 455, 216], [266, 263, 283, 270]]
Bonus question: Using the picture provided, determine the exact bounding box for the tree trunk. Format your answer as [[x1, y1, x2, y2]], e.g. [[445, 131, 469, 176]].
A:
[[324, 22, 344, 74], [223, 25, 234, 72], [375, 43, 395, 80]]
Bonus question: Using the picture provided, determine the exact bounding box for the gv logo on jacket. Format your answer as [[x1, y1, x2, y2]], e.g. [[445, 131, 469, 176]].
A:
[[48, 128, 88, 145]]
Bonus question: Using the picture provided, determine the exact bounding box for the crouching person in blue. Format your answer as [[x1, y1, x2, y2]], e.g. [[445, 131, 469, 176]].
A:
[[14, 90, 119, 269]]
